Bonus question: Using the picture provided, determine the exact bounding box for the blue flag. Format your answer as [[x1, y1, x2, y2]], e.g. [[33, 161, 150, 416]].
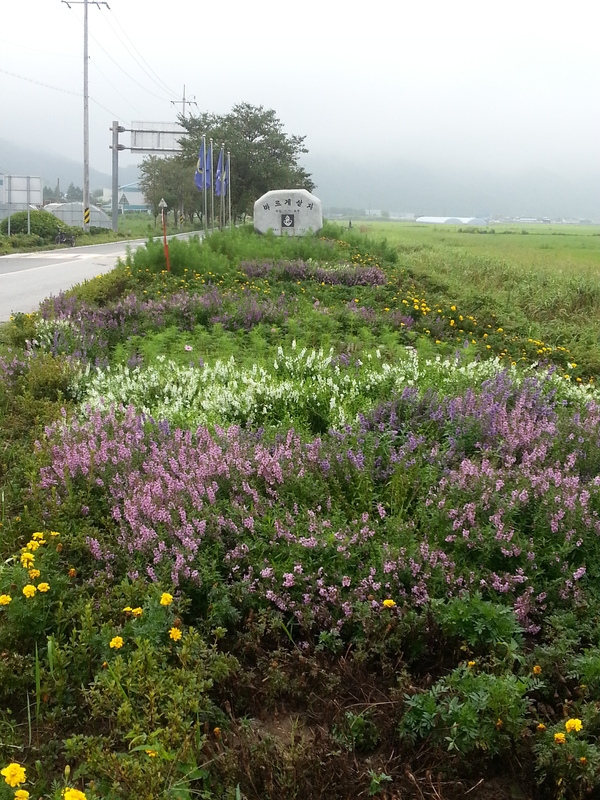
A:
[[194, 141, 205, 191], [205, 144, 212, 189], [215, 148, 226, 197]]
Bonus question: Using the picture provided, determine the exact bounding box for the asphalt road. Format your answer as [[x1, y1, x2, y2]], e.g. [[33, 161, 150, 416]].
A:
[[0, 233, 201, 323]]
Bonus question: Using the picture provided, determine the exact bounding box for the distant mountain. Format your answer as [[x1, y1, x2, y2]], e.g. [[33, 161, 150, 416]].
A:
[[2, 137, 598, 221], [0, 138, 140, 191], [302, 153, 600, 221]]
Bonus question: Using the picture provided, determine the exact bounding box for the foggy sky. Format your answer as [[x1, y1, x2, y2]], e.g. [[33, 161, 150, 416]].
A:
[[2, 0, 600, 207]]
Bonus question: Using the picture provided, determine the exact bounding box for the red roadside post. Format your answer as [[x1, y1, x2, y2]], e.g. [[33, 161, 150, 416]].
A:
[[158, 197, 171, 272]]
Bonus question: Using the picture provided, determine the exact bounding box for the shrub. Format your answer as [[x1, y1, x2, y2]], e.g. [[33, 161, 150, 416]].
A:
[[0, 210, 62, 241]]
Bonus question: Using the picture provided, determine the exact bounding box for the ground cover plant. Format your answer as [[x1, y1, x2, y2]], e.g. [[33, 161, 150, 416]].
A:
[[2, 222, 600, 798]]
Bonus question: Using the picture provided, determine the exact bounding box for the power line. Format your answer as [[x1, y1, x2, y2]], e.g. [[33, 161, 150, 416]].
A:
[[102, 9, 179, 99], [0, 38, 79, 58], [90, 58, 146, 118], [68, 6, 173, 102], [0, 65, 82, 97], [87, 27, 173, 102], [0, 64, 129, 134]]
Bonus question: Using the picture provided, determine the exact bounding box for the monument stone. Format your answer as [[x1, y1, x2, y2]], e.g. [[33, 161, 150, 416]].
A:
[[254, 188, 323, 236]]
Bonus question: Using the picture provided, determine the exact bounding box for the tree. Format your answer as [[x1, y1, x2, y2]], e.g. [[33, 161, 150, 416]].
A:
[[139, 104, 315, 223], [44, 184, 62, 204], [139, 156, 203, 225], [66, 183, 83, 201]]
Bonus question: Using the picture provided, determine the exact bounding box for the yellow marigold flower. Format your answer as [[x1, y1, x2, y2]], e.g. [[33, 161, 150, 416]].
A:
[[32, 532, 45, 540], [169, 627, 182, 641], [1, 762, 26, 787], [132, 607, 143, 617], [467, 660, 476, 669], [38, 583, 50, 593], [160, 592, 173, 606], [495, 719, 503, 729], [49, 531, 60, 537], [533, 665, 542, 675], [68, 569, 77, 578], [20, 553, 34, 567], [15, 790, 30, 800], [26, 541, 40, 551], [62, 788, 87, 800], [382, 599, 396, 608], [580, 757, 587, 765], [554, 732, 566, 744], [22, 585, 36, 598], [109, 636, 124, 649], [0, 595, 12, 606], [145, 749, 158, 757], [213, 727, 221, 738], [122, 606, 132, 613], [28, 569, 40, 580], [565, 718, 583, 733], [537, 723, 546, 731]]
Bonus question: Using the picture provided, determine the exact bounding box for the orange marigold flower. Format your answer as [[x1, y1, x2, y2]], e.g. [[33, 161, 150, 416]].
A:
[[533, 665, 542, 675]]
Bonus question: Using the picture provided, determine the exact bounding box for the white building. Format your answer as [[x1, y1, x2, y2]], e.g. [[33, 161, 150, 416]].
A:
[[416, 216, 488, 226]]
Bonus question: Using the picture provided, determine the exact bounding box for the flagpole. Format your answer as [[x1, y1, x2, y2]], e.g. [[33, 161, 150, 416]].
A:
[[209, 138, 214, 231], [202, 134, 207, 235], [227, 150, 231, 230], [220, 142, 225, 229]]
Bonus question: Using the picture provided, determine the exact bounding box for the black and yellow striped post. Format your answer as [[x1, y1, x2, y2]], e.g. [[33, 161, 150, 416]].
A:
[[84, 207, 91, 226]]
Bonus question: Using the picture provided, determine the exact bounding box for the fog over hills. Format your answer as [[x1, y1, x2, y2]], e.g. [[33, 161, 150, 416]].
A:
[[0, 139, 140, 194], [302, 152, 600, 221], [2, 137, 599, 221]]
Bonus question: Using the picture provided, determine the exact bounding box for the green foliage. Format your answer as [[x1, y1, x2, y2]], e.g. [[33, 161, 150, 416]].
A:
[[399, 665, 533, 756], [332, 710, 381, 753], [18, 353, 80, 402], [0, 210, 63, 240], [60, 263, 136, 307], [5, 311, 37, 347], [433, 593, 523, 652]]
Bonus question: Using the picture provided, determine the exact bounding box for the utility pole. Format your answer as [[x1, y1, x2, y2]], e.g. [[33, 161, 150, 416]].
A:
[[62, 0, 109, 231], [109, 121, 126, 232], [171, 86, 196, 227], [171, 85, 197, 120]]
